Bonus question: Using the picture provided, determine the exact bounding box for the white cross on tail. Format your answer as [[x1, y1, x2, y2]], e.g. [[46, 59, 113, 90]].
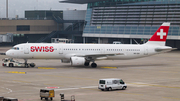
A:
[[157, 29, 166, 39]]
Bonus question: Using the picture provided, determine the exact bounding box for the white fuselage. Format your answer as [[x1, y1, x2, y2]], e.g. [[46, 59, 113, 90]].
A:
[[6, 43, 166, 60]]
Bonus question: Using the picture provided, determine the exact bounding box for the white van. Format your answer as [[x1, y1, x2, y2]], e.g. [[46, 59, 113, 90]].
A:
[[98, 78, 127, 91]]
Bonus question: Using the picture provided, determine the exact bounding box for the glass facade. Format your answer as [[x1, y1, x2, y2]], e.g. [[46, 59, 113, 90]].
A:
[[83, 0, 180, 37], [25, 11, 63, 20]]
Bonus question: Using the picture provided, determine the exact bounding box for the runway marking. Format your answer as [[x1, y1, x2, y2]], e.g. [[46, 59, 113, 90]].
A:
[[6, 71, 26, 74], [38, 67, 56, 69], [127, 82, 180, 89], [118, 92, 143, 96], [100, 67, 117, 69], [0, 87, 13, 94], [163, 97, 180, 100], [55, 86, 97, 91]]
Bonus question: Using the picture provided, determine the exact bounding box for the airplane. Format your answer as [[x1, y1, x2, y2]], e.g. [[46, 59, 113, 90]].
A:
[[5, 22, 174, 68]]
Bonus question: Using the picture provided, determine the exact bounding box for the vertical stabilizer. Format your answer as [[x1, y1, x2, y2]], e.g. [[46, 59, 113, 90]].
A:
[[145, 22, 170, 46]]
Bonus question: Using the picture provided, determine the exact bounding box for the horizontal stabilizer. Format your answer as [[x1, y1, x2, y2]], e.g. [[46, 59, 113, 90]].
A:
[[155, 47, 176, 52]]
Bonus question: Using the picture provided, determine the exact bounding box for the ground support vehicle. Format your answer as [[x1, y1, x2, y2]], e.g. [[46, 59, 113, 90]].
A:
[[2, 58, 35, 68], [3, 97, 18, 101], [98, 78, 127, 91], [40, 89, 55, 100]]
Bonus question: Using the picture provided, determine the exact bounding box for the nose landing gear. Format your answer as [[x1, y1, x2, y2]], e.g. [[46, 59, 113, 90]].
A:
[[24, 59, 28, 68], [24, 59, 35, 68]]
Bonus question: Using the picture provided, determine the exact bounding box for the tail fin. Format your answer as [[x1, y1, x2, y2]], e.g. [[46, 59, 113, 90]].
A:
[[145, 22, 170, 46]]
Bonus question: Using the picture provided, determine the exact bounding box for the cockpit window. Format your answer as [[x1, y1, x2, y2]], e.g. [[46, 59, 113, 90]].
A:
[[12, 47, 19, 50]]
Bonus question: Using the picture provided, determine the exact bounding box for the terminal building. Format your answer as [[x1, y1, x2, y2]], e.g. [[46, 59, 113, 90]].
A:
[[61, 0, 180, 49], [0, 10, 85, 45]]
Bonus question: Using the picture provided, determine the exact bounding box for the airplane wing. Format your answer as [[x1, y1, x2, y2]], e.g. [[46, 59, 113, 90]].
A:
[[74, 53, 124, 60], [76, 53, 124, 57]]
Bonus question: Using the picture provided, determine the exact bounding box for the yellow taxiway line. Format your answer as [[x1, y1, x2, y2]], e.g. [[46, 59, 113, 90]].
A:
[[100, 67, 117, 69], [6, 71, 26, 74]]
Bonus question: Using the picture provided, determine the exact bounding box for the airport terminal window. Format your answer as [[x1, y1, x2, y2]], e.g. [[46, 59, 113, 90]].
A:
[[17, 25, 30, 31]]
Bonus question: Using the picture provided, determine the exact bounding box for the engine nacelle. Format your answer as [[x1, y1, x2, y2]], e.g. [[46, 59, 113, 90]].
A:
[[70, 57, 85, 66]]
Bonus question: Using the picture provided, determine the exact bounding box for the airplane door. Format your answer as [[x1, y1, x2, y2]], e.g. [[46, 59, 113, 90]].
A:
[[59, 45, 63, 54], [144, 46, 148, 55], [101, 47, 105, 53], [24, 45, 29, 54]]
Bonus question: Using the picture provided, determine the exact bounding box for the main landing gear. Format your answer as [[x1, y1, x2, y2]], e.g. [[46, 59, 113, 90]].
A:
[[84, 61, 97, 68], [91, 63, 97, 68]]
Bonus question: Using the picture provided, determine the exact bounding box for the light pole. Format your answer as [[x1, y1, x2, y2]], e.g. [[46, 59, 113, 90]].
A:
[[6, 0, 8, 18]]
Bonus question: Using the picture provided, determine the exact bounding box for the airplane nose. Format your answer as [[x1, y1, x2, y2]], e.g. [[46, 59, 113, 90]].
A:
[[6, 50, 10, 56]]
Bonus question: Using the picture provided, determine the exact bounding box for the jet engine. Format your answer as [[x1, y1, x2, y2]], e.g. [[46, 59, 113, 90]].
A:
[[70, 57, 85, 66]]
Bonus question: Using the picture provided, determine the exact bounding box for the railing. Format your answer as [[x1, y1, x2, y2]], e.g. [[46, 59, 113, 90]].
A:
[[36, 31, 58, 43]]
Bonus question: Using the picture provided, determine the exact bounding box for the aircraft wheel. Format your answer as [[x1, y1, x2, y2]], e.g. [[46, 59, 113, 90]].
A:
[[84, 62, 89, 66], [91, 63, 97, 68], [30, 63, 35, 67]]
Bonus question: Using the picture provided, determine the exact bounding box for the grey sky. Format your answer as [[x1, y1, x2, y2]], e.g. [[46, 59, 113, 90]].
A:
[[0, 0, 87, 18]]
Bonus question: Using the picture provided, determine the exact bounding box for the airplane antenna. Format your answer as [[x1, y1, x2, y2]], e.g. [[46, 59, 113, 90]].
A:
[[133, 39, 140, 45]]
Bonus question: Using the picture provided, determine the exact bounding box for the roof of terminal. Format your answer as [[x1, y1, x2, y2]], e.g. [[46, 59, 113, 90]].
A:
[[59, 0, 105, 4]]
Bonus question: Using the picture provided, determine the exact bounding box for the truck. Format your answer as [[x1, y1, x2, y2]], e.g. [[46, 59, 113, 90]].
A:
[[98, 78, 127, 91], [2, 58, 35, 68], [40, 89, 55, 100]]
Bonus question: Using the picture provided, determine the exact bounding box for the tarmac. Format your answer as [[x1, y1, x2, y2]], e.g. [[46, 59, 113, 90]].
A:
[[0, 47, 180, 101]]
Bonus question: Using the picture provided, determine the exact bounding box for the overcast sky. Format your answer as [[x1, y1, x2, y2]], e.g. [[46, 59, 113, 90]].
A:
[[0, 0, 87, 18]]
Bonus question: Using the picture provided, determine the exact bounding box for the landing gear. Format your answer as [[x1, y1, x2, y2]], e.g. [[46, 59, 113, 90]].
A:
[[91, 63, 97, 68], [24, 59, 28, 68], [84, 62, 90, 66]]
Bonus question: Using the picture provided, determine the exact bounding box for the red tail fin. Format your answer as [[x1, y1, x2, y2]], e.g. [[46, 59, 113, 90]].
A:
[[146, 22, 170, 46]]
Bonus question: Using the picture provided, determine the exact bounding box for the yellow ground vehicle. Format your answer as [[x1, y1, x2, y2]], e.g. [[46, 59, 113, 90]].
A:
[[40, 89, 54, 100]]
